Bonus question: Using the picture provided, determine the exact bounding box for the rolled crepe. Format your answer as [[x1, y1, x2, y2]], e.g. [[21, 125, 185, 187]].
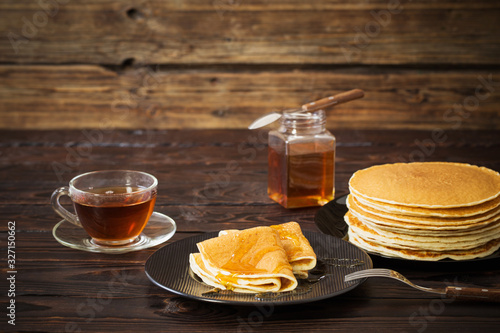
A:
[[190, 226, 297, 293], [219, 222, 316, 279], [221, 222, 317, 278], [270, 222, 317, 278]]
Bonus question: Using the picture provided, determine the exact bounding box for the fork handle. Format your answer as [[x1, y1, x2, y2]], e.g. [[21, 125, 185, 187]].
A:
[[445, 286, 500, 302]]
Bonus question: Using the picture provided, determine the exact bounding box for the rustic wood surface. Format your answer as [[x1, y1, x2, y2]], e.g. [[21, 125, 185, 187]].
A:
[[1, 0, 500, 130], [1, 65, 499, 130], [1, 0, 499, 65], [1, 129, 499, 332]]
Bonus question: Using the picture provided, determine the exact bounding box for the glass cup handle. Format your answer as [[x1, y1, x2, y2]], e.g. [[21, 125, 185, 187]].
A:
[[50, 186, 82, 227]]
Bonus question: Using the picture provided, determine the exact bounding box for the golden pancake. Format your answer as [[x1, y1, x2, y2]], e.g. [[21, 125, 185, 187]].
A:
[[347, 194, 500, 227], [345, 212, 500, 251], [357, 219, 500, 245], [344, 162, 500, 261], [192, 226, 297, 293], [349, 162, 500, 208], [351, 209, 500, 236], [354, 193, 500, 218], [348, 230, 500, 261]]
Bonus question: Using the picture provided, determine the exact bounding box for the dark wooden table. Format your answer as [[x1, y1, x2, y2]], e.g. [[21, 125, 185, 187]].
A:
[[1, 129, 499, 332]]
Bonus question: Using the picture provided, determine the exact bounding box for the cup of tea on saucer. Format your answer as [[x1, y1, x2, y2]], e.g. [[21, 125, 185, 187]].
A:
[[51, 170, 158, 247]]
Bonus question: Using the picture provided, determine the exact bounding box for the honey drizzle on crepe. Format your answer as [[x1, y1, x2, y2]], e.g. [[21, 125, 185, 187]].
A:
[[271, 224, 301, 246], [191, 223, 316, 293], [215, 273, 239, 290], [219, 232, 284, 274], [212, 231, 290, 289]]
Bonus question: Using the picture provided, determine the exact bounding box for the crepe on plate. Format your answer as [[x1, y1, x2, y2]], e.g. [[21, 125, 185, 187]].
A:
[[270, 222, 317, 278], [345, 162, 500, 261], [189, 222, 316, 293], [219, 222, 316, 278]]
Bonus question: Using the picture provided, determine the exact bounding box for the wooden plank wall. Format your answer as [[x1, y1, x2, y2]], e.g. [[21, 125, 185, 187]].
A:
[[0, 0, 499, 130]]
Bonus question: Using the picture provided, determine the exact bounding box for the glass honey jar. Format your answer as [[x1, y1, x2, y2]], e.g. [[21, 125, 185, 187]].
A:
[[267, 109, 336, 208]]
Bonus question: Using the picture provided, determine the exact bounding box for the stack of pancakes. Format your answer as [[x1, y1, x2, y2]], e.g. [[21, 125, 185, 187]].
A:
[[345, 162, 500, 261]]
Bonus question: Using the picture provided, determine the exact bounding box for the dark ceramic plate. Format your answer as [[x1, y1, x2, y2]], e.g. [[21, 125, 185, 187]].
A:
[[145, 231, 372, 306], [314, 195, 500, 263]]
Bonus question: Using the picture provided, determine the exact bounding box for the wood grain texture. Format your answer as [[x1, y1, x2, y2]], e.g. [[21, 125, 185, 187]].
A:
[[0, 0, 499, 65], [1, 129, 499, 231], [2, 65, 500, 130], [1, 0, 500, 130], [1, 129, 499, 332]]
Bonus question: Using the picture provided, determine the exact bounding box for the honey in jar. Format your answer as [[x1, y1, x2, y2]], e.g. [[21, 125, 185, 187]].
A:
[[267, 109, 335, 208]]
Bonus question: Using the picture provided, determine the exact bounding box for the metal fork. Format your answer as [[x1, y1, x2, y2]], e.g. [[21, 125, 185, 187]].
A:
[[345, 268, 500, 302]]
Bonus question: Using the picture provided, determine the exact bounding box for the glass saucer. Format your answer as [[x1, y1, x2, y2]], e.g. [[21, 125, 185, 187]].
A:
[[52, 212, 176, 254]]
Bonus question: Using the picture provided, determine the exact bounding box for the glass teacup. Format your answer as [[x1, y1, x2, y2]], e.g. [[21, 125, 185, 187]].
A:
[[51, 170, 157, 246]]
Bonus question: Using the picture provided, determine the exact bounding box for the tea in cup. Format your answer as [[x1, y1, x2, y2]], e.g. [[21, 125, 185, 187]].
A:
[[51, 170, 157, 246]]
